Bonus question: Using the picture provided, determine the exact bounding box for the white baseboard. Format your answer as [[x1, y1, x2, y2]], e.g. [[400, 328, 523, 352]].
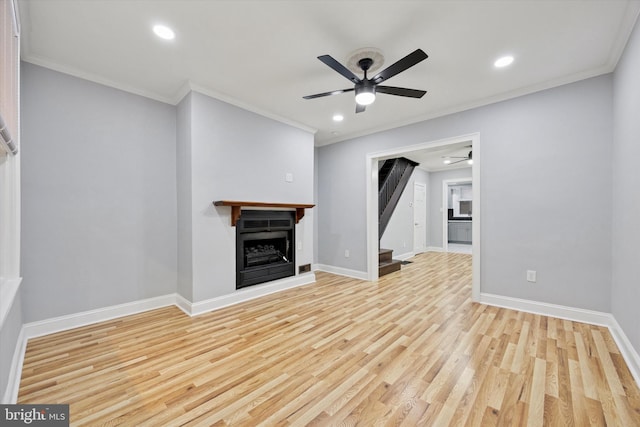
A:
[[22, 294, 177, 340], [5, 296, 178, 404], [21, 274, 318, 334], [608, 316, 640, 388], [185, 273, 316, 317], [313, 264, 368, 280], [174, 293, 193, 316], [480, 292, 640, 387], [426, 246, 445, 252], [5, 274, 317, 403], [394, 251, 415, 261], [1, 327, 26, 404], [5, 284, 638, 404], [479, 293, 612, 326]]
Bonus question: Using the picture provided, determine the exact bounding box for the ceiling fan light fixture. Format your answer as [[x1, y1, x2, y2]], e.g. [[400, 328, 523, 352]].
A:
[[355, 86, 376, 106]]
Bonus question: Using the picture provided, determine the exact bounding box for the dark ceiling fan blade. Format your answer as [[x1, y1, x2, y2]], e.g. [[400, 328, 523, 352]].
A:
[[376, 86, 426, 98], [317, 55, 362, 84], [356, 103, 366, 114], [371, 49, 428, 84], [303, 88, 354, 100], [448, 158, 471, 165]]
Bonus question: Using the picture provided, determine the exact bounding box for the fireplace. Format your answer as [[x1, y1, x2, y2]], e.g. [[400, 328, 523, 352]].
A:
[[236, 210, 295, 289]]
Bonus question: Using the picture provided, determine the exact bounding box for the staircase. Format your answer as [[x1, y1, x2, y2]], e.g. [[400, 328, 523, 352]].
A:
[[378, 157, 418, 277], [379, 157, 419, 237], [378, 248, 402, 277]]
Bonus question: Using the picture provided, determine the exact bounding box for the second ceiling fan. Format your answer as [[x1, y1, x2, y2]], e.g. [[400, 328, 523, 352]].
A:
[[444, 149, 473, 165], [303, 49, 428, 113]]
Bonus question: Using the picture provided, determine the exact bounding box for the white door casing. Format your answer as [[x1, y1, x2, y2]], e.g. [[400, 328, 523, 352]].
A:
[[413, 182, 427, 254], [366, 132, 480, 303]]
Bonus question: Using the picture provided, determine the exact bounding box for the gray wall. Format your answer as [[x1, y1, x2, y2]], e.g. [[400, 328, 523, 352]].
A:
[[380, 168, 429, 257], [612, 18, 640, 354], [428, 168, 472, 248], [20, 63, 315, 317], [20, 63, 178, 322], [316, 142, 368, 270], [317, 75, 613, 312], [187, 91, 315, 302]]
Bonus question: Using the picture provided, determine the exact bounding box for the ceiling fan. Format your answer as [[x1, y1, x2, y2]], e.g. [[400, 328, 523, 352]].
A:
[[443, 149, 473, 165], [303, 49, 428, 113]]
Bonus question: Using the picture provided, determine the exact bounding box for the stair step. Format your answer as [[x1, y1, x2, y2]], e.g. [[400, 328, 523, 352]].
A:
[[379, 248, 393, 263], [379, 259, 402, 277]]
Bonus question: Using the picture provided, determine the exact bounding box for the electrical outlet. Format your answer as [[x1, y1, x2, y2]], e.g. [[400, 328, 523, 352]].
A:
[[344, 249, 350, 258], [527, 270, 537, 282]]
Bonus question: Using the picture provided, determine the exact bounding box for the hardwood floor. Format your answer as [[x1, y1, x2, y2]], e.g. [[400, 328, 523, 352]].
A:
[[18, 252, 640, 426]]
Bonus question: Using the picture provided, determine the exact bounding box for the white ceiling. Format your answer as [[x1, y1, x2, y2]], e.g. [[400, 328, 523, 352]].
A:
[[405, 142, 474, 172], [19, 0, 640, 146], [376, 140, 473, 172]]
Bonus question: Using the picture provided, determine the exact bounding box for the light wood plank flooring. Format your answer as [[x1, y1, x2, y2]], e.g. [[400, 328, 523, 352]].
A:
[[18, 252, 640, 426]]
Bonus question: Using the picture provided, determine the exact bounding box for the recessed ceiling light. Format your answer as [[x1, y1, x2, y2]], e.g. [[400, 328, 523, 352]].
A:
[[153, 24, 175, 40], [467, 159, 474, 165], [332, 114, 344, 122], [443, 159, 451, 164], [494, 55, 514, 68]]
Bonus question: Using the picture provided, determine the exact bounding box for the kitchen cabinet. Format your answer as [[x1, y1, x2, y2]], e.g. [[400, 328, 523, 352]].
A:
[[448, 221, 472, 243]]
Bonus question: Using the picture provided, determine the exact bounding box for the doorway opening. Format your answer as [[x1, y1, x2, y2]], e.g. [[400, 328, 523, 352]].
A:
[[365, 133, 481, 301], [443, 178, 473, 254]]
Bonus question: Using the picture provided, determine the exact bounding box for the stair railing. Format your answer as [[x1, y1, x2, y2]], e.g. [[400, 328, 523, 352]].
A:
[[379, 157, 418, 238]]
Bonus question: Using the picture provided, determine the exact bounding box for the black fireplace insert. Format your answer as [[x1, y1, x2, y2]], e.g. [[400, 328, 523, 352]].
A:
[[236, 210, 295, 289]]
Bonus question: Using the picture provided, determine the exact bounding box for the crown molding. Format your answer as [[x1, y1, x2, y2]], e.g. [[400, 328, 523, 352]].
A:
[[21, 55, 176, 104], [184, 82, 317, 134], [315, 64, 615, 147], [20, 57, 318, 135]]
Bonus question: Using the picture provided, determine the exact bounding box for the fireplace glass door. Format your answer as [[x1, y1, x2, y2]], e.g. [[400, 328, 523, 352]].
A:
[[236, 210, 295, 289]]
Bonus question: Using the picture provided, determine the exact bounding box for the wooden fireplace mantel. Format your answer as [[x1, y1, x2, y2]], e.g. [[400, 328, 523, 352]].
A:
[[213, 200, 315, 226]]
